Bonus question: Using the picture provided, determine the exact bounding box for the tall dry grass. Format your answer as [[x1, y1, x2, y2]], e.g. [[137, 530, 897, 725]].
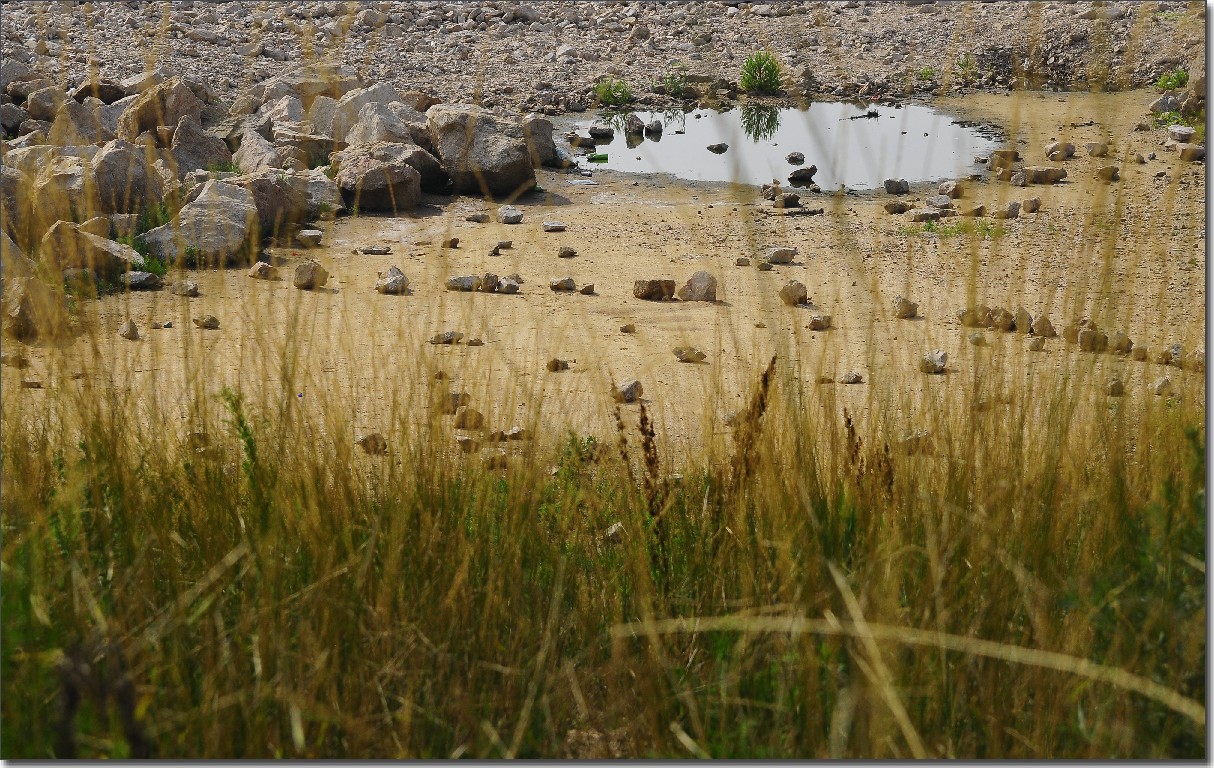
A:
[[1, 2, 1207, 759]]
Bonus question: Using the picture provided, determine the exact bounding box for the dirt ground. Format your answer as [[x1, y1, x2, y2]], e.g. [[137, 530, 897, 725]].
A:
[[7, 90, 1205, 466]]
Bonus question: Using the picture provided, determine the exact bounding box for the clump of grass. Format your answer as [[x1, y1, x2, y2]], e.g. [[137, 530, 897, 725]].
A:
[[917, 66, 936, 81], [593, 77, 633, 107], [206, 160, 241, 174], [953, 54, 978, 85], [1156, 67, 1189, 91], [739, 51, 782, 94], [655, 64, 688, 98]]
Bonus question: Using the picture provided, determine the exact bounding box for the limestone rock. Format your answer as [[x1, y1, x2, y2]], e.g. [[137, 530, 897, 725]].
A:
[[893, 295, 918, 319], [677, 270, 717, 302], [778, 280, 808, 306], [143, 181, 257, 267], [920, 349, 947, 374], [375, 266, 409, 295], [613, 379, 643, 403], [427, 104, 536, 197], [293, 259, 328, 289], [633, 279, 675, 300]]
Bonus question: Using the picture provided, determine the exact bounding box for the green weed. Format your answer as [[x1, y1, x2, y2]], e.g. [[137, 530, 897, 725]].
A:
[[740, 51, 783, 94]]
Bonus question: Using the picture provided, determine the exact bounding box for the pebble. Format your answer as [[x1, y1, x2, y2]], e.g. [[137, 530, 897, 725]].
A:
[[920, 349, 947, 374], [542, 221, 566, 232]]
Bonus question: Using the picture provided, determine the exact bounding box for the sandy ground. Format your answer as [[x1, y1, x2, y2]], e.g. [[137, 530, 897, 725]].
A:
[[5, 90, 1205, 466]]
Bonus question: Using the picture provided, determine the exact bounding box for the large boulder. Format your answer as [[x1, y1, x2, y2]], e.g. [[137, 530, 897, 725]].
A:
[[170, 114, 233, 176], [116, 77, 204, 141], [331, 141, 444, 193], [0, 102, 29, 133], [426, 104, 535, 198], [142, 181, 257, 267], [91, 138, 165, 215], [208, 112, 273, 153], [232, 129, 302, 173], [70, 77, 128, 105], [306, 95, 338, 137], [344, 101, 429, 149], [1, 230, 36, 285], [30, 155, 100, 237], [522, 113, 559, 168], [40, 220, 143, 279], [47, 99, 109, 145], [270, 124, 335, 168], [257, 95, 304, 125], [24, 86, 68, 121], [2, 276, 66, 340], [331, 82, 401, 141], [97, 94, 138, 139], [219, 170, 311, 238], [295, 168, 343, 216], [248, 62, 363, 112], [1, 166, 33, 246]]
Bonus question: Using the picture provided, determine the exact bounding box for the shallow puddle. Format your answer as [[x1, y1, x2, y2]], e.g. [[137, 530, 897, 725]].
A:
[[567, 102, 1002, 190]]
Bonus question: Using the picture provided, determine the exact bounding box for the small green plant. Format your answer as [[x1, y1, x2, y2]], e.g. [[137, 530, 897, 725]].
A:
[[656, 64, 688, 98], [141, 254, 168, 278], [739, 50, 783, 94], [322, 164, 338, 179], [953, 54, 978, 85], [917, 66, 936, 81], [593, 77, 633, 107], [1156, 68, 1189, 91], [206, 160, 241, 174], [1155, 108, 1206, 143]]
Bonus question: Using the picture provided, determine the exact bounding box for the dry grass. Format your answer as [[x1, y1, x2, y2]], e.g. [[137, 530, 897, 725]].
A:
[[0, 4, 1207, 758]]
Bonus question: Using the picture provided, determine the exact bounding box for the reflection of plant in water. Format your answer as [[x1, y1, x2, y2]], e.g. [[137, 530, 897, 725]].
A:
[[739, 103, 780, 142], [660, 108, 686, 133]]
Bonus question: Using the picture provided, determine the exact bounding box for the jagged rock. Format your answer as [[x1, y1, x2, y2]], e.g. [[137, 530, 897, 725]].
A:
[[40, 221, 143, 279], [613, 379, 643, 403], [992, 201, 1021, 220], [1077, 328, 1108, 352], [2, 276, 65, 340], [1130, 346, 1148, 362], [1022, 197, 1041, 213], [1095, 165, 1120, 181], [375, 266, 409, 294], [788, 165, 817, 184], [212, 169, 311, 237], [498, 205, 523, 224], [24, 86, 68, 121], [986, 307, 1015, 332], [1152, 376, 1172, 396], [677, 270, 717, 302], [765, 246, 796, 264], [707, 142, 728, 154], [118, 318, 140, 340], [885, 201, 912, 214], [168, 113, 232, 177], [920, 350, 948, 374], [673, 346, 706, 363], [430, 331, 464, 345], [883, 178, 910, 194], [786, 151, 805, 164], [1031, 314, 1056, 337], [547, 358, 571, 372], [143, 181, 257, 267], [117, 77, 204, 141], [29, 155, 100, 237], [446, 275, 477, 291], [193, 314, 219, 329], [1085, 142, 1108, 158], [1025, 166, 1067, 184], [1108, 331, 1133, 354], [90, 140, 163, 216], [633, 279, 675, 300], [522, 112, 559, 167], [550, 277, 577, 292], [1012, 306, 1032, 333], [168, 280, 199, 297], [498, 277, 520, 294], [1028, 336, 1046, 351], [122, 271, 162, 290], [293, 260, 328, 289], [542, 221, 566, 232], [332, 142, 425, 212], [778, 280, 808, 306], [47, 99, 108, 145], [475, 273, 500, 292], [939, 180, 963, 198], [557, 246, 577, 259], [232, 129, 300, 173], [296, 229, 323, 247], [926, 195, 953, 209], [70, 77, 128, 105], [454, 408, 485, 430], [427, 104, 535, 197], [1, 229, 35, 285], [248, 261, 278, 280], [840, 371, 864, 384], [1177, 144, 1206, 162], [958, 305, 990, 327], [808, 314, 832, 331], [893, 295, 918, 319], [969, 331, 986, 346], [988, 149, 1019, 169]]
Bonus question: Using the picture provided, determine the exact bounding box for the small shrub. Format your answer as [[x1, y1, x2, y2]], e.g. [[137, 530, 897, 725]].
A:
[[206, 160, 241, 174], [917, 66, 936, 81], [1156, 68, 1189, 91], [593, 77, 633, 107], [953, 54, 978, 85], [739, 50, 782, 94], [657, 64, 688, 98]]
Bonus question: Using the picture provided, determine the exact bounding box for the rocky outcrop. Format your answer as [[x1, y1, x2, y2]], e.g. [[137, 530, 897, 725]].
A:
[[426, 104, 535, 198]]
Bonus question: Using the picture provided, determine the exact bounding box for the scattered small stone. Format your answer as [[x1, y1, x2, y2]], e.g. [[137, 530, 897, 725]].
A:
[[883, 178, 910, 195], [579, 284, 595, 295], [925, 195, 953, 209], [807, 314, 832, 331], [547, 358, 571, 372], [429, 331, 464, 345], [1031, 315, 1056, 337], [969, 331, 987, 346], [118, 319, 140, 340], [360, 245, 392, 255], [296, 229, 323, 247], [443, 275, 474, 292], [893, 295, 918, 319], [496, 240, 513, 250], [542, 221, 566, 232], [1168, 125, 1197, 143], [1130, 346, 1148, 362], [1085, 142, 1108, 158], [162, 321, 172, 329], [736, 257, 751, 266], [987, 307, 1015, 332], [193, 315, 220, 330], [958, 306, 990, 327], [498, 205, 523, 224], [920, 350, 948, 374], [475, 273, 500, 293], [786, 151, 805, 164], [466, 213, 490, 223], [1077, 328, 1107, 352], [498, 277, 521, 294], [1028, 337, 1046, 351], [249, 262, 278, 280], [757, 262, 774, 271], [558, 246, 577, 258], [550, 277, 577, 292], [1009, 171, 1027, 187], [1095, 165, 1120, 181], [1108, 331, 1133, 355], [375, 266, 409, 294], [1013, 306, 1033, 333], [169, 281, 200, 297], [456, 435, 480, 453], [620, 323, 636, 333], [707, 142, 728, 154], [1152, 376, 1172, 396], [1022, 197, 1041, 213], [778, 281, 808, 306], [613, 379, 643, 403], [356, 433, 387, 455], [466, 338, 484, 346], [787, 166, 817, 184], [939, 180, 962, 198], [840, 371, 863, 384], [1, 352, 30, 368], [884, 201, 912, 214], [294, 260, 329, 289], [1177, 144, 1206, 162], [1106, 378, 1125, 397], [992, 201, 1021, 220], [673, 346, 706, 363], [441, 237, 459, 248]]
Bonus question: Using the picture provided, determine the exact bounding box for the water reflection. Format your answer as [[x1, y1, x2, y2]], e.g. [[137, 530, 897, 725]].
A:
[[739, 103, 781, 142]]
